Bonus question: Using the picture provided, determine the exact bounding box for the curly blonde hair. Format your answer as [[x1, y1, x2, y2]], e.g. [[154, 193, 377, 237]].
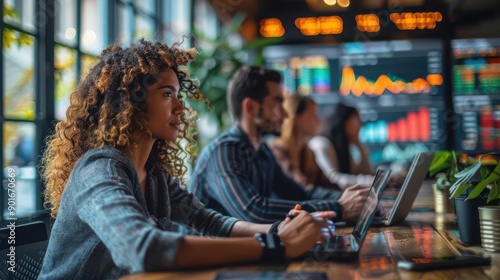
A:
[[41, 39, 207, 217]]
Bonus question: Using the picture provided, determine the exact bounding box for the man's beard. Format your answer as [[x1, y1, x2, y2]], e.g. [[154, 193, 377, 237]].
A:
[[255, 107, 281, 138]]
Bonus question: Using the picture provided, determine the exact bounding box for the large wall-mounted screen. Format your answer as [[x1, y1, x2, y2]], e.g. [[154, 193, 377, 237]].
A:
[[264, 39, 447, 164], [452, 38, 500, 154]]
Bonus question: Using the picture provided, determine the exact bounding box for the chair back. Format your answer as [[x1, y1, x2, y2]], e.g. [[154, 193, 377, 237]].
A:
[[0, 221, 48, 280]]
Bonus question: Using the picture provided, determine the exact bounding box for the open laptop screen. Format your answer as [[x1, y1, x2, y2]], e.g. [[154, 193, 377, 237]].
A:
[[352, 169, 391, 243]]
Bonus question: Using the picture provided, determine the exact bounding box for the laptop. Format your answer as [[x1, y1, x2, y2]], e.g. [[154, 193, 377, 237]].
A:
[[373, 152, 434, 226], [299, 168, 391, 260]]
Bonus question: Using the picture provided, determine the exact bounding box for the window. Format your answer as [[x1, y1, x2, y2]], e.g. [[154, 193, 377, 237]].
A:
[[117, 0, 160, 46], [1, 0, 194, 221], [2, 1, 38, 219], [163, 0, 192, 46]]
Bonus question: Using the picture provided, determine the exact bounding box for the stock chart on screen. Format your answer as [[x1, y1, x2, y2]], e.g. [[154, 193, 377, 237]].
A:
[[264, 39, 447, 164], [339, 40, 446, 163], [452, 38, 500, 154]]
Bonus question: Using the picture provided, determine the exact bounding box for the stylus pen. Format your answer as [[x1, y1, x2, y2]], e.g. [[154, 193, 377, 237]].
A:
[[286, 204, 302, 219], [287, 204, 336, 235]]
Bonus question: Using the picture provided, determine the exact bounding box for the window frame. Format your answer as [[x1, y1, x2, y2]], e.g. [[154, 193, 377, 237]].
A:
[[0, 0, 196, 222]]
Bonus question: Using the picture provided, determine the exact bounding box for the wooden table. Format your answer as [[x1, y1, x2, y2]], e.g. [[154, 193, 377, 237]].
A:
[[120, 182, 499, 280]]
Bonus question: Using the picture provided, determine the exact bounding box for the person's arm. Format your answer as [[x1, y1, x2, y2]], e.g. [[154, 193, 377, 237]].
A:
[[75, 157, 185, 272], [167, 174, 275, 237], [169, 174, 335, 237], [230, 221, 272, 237], [175, 211, 331, 267], [308, 136, 374, 189], [176, 237, 261, 267], [201, 143, 341, 223], [74, 156, 327, 271], [271, 159, 344, 220], [167, 174, 240, 237]]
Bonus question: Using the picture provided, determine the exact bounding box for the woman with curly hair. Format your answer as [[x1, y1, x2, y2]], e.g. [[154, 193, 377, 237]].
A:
[[38, 40, 333, 279]]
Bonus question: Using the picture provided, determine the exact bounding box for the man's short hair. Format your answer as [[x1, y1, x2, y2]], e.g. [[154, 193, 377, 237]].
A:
[[226, 66, 282, 120]]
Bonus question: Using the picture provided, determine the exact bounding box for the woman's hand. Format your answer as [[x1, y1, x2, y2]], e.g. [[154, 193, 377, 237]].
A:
[[277, 211, 333, 259], [337, 184, 371, 221], [388, 174, 405, 188], [278, 207, 336, 233]]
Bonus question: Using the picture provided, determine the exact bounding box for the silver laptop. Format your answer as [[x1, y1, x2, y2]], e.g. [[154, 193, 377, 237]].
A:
[[300, 169, 391, 260], [375, 152, 434, 226]]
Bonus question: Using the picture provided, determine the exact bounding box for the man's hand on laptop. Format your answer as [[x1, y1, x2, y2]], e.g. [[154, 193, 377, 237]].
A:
[[337, 184, 372, 221]]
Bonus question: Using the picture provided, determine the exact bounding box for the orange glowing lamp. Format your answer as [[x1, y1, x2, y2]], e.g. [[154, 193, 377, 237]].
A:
[[259, 18, 285, 38], [295, 16, 343, 36], [390, 12, 442, 30], [356, 14, 380, 32]]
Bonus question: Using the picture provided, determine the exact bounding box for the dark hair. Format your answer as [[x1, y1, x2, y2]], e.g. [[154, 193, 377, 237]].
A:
[[319, 103, 359, 173], [292, 95, 313, 116], [226, 65, 282, 120]]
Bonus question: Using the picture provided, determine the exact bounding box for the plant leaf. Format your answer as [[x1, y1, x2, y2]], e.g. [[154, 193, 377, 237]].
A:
[[468, 161, 500, 200], [226, 12, 247, 34], [488, 180, 500, 203], [466, 180, 488, 200], [449, 161, 481, 196], [451, 183, 472, 199], [451, 151, 461, 174], [3, 6, 19, 19], [454, 160, 481, 179]]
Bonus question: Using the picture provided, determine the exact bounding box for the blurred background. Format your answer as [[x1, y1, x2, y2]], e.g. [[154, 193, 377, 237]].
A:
[[1, 0, 500, 220]]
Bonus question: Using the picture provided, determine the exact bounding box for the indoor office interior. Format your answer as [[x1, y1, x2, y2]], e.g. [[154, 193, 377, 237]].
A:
[[1, 0, 500, 277]]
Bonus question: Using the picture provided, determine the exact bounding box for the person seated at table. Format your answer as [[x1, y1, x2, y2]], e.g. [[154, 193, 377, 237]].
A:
[[267, 94, 340, 191], [308, 103, 376, 190], [38, 40, 335, 280], [190, 65, 372, 225]]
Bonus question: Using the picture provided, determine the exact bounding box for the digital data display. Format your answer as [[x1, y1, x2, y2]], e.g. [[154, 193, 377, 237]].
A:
[[264, 39, 446, 164], [452, 38, 500, 154], [263, 45, 341, 97], [340, 40, 446, 163]]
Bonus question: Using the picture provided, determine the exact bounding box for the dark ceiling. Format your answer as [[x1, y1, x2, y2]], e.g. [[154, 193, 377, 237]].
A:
[[210, 0, 500, 23]]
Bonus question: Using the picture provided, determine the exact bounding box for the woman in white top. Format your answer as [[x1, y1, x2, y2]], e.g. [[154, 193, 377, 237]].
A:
[[267, 95, 341, 191], [308, 103, 375, 190]]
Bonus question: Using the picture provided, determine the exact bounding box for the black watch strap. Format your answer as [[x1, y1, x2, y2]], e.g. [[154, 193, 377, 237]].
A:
[[254, 233, 286, 263], [268, 221, 281, 234]]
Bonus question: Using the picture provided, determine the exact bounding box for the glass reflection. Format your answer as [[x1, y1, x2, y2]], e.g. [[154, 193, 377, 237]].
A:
[[135, 15, 155, 40], [55, 45, 77, 120], [3, 122, 37, 218], [163, 0, 191, 46], [134, 0, 155, 15], [81, 54, 97, 81], [81, 0, 106, 55], [3, 0, 36, 31], [55, 0, 77, 45], [118, 4, 133, 45], [3, 31, 35, 120]]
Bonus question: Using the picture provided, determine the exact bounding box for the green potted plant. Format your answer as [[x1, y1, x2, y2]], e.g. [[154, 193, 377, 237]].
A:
[[449, 153, 500, 251], [428, 151, 462, 214], [429, 151, 500, 245], [448, 154, 500, 202], [188, 13, 281, 154]]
